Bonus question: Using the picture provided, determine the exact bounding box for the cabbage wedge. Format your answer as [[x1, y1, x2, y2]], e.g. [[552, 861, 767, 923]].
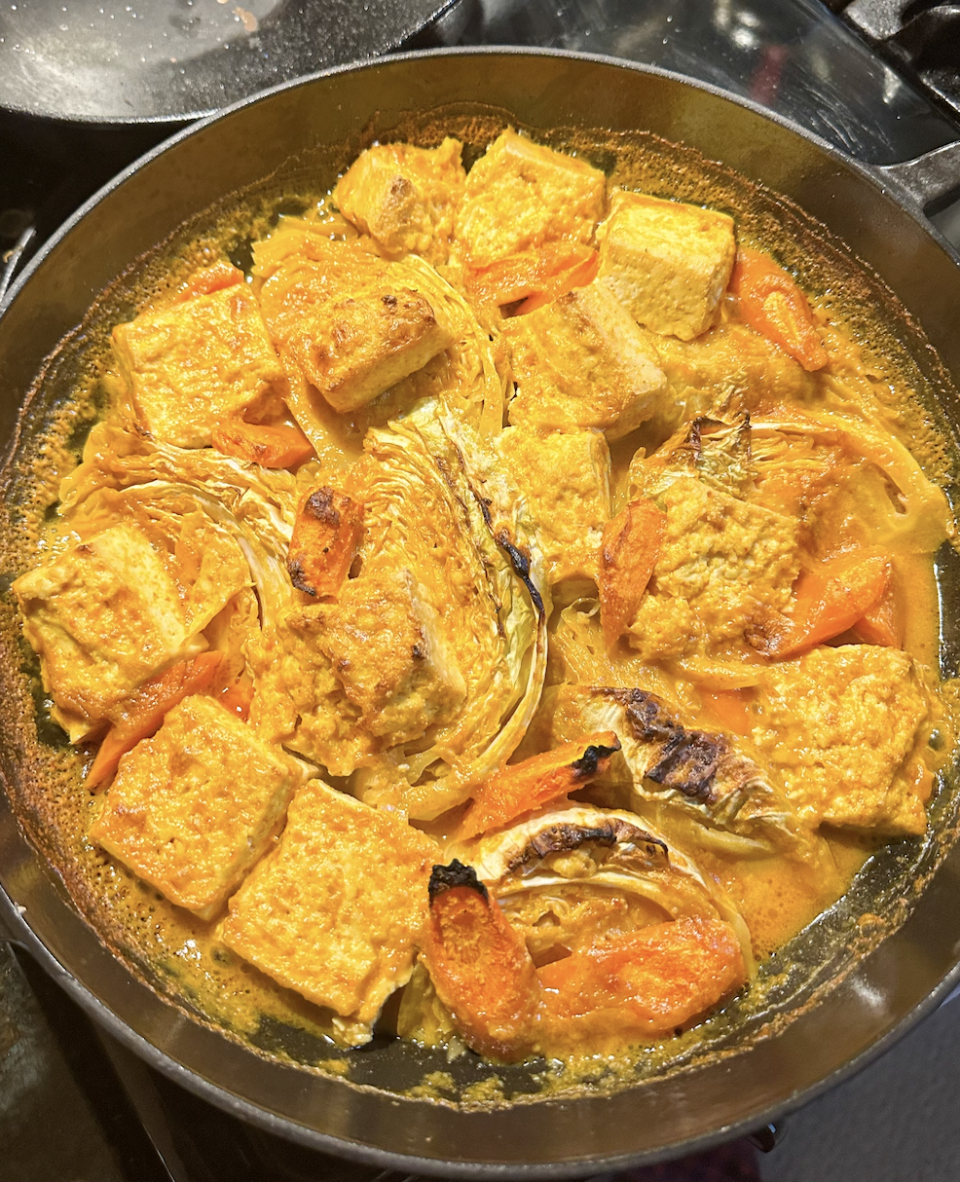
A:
[[545, 685, 814, 862], [456, 802, 755, 976], [253, 408, 548, 819]]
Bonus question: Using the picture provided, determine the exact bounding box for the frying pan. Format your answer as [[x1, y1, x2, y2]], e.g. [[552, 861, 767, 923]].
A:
[[2, 48, 960, 1178], [0, 0, 466, 122]]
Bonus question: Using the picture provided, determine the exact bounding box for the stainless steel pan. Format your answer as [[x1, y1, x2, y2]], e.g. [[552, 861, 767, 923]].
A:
[[1, 48, 960, 1178]]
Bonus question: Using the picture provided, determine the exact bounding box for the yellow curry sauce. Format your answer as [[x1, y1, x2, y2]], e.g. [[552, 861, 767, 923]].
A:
[[6, 126, 956, 1080]]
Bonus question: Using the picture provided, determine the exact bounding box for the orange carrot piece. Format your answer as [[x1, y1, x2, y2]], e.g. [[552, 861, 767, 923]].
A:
[[599, 498, 665, 650], [537, 917, 745, 1041], [211, 419, 315, 469], [701, 688, 753, 736], [467, 243, 596, 306], [176, 262, 244, 302], [421, 861, 539, 1061], [730, 248, 828, 372], [515, 251, 599, 314], [86, 653, 224, 788], [460, 732, 621, 839], [286, 486, 364, 599], [851, 580, 902, 648], [771, 553, 890, 658], [219, 678, 254, 722]]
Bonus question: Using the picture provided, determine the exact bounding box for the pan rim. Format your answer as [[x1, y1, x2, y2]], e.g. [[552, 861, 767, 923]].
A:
[[2, 45, 960, 1176]]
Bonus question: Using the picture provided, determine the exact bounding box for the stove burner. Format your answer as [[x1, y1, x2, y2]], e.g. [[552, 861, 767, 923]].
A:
[[839, 1, 960, 123]]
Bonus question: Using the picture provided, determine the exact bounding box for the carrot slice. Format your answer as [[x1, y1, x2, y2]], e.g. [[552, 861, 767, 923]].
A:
[[515, 251, 599, 314], [211, 420, 315, 469], [730, 248, 828, 372], [851, 580, 902, 648], [219, 678, 254, 722], [286, 486, 364, 599], [421, 861, 539, 1061], [599, 498, 665, 650], [770, 553, 890, 658], [176, 262, 244, 302], [537, 917, 746, 1041], [700, 688, 753, 736], [86, 652, 224, 788], [466, 243, 596, 306], [460, 732, 621, 839]]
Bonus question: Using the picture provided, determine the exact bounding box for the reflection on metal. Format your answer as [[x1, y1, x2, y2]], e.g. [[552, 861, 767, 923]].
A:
[[479, 0, 958, 162], [0, 0, 460, 121]]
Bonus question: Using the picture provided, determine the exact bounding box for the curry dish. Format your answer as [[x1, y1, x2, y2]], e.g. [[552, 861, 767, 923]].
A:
[[10, 128, 954, 1067]]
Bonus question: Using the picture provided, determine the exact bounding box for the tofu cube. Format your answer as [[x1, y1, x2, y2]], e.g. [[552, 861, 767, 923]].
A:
[[751, 646, 931, 836], [495, 425, 611, 583], [112, 285, 285, 448], [597, 190, 736, 340], [13, 523, 201, 742], [627, 476, 800, 661], [316, 567, 466, 743], [504, 282, 668, 440], [456, 129, 606, 269], [335, 137, 466, 264], [257, 232, 454, 416], [293, 285, 453, 414], [220, 779, 439, 1039], [89, 695, 304, 920]]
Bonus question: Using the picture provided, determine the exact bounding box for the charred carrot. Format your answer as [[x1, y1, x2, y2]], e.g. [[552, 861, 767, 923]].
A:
[[460, 732, 621, 839], [730, 248, 828, 372], [286, 485, 364, 599], [599, 497, 665, 650], [421, 861, 539, 1061], [211, 419, 315, 469], [86, 652, 224, 788]]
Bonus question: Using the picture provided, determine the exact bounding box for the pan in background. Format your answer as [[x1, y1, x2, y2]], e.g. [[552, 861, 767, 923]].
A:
[[0, 0, 469, 123], [2, 48, 960, 1177]]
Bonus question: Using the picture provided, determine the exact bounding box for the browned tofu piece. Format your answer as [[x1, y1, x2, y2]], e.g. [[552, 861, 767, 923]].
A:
[[89, 696, 303, 920], [256, 230, 453, 415], [504, 282, 668, 440], [456, 129, 606, 269], [628, 476, 800, 661], [13, 523, 202, 742], [296, 287, 451, 414], [495, 426, 611, 583], [247, 607, 377, 778], [220, 779, 439, 1041], [750, 646, 931, 835], [335, 137, 465, 264], [315, 567, 466, 743], [597, 190, 736, 340], [112, 285, 285, 448]]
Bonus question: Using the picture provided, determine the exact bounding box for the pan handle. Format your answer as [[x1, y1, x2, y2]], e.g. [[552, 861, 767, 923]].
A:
[[875, 140, 960, 215]]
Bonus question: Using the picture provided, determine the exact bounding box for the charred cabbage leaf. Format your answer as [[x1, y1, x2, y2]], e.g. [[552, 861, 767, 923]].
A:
[[457, 802, 755, 975], [252, 407, 548, 819]]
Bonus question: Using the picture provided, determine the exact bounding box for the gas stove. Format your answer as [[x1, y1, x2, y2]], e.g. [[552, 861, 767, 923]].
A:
[[2, 3, 960, 1180]]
